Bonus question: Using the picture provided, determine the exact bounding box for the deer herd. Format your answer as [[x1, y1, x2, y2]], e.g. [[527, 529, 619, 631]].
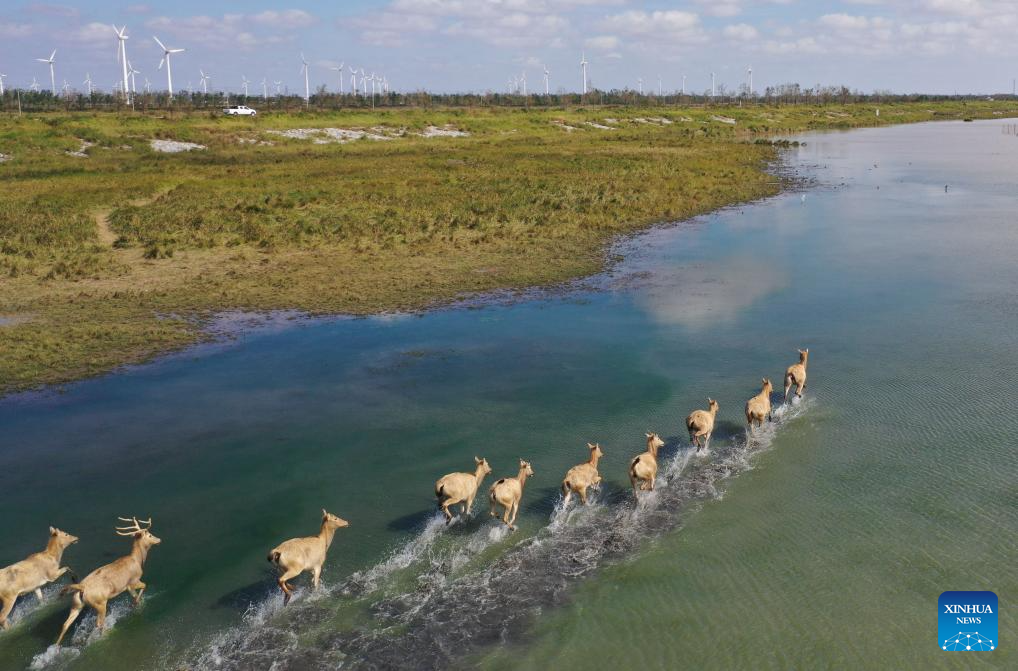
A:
[[1, 349, 808, 647]]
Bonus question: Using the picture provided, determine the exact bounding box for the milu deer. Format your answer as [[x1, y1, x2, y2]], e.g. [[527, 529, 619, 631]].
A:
[[686, 398, 719, 452], [435, 457, 492, 523], [745, 378, 774, 429], [267, 510, 349, 605], [489, 460, 534, 530], [630, 432, 666, 495], [784, 348, 809, 402], [0, 527, 78, 631], [561, 443, 604, 507], [56, 517, 160, 645]]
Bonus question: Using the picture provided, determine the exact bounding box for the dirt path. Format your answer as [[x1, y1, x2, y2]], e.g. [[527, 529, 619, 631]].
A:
[[93, 188, 174, 247]]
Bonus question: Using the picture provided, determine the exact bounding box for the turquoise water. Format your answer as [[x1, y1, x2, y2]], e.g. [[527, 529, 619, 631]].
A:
[[1, 119, 1016, 670]]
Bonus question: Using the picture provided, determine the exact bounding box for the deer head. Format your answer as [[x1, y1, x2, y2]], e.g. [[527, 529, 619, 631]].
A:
[[321, 509, 350, 529], [707, 398, 719, 413], [587, 442, 604, 460], [115, 517, 162, 548], [474, 456, 492, 477]]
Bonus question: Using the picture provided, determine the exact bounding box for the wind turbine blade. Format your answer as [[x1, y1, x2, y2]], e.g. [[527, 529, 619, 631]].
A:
[[170, 48, 185, 54], [158, 58, 165, 70], [153, 36, 166, 51], [50, 50, 56, 61]]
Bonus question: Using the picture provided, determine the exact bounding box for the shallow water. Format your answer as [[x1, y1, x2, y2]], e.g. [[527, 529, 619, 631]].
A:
[[2, 119, 1017, 670]]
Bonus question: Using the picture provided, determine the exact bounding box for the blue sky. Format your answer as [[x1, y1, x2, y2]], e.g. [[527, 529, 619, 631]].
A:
[[1, 1, 1016, 94]]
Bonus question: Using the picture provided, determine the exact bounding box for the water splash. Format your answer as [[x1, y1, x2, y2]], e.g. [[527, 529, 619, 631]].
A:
[[192, 401, 812, 670]]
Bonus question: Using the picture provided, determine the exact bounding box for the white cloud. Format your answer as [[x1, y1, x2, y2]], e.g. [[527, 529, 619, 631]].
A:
[[723, 23, 759, 40], [819, 13, 872, 30], [251, 10, 315, 29], [0, 22, 33, 38], [692, 0, 742, 17], [585, 34, 619, 50]]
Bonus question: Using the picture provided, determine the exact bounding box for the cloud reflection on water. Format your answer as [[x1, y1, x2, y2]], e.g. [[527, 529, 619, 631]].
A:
[[626, 256, 788, 329]]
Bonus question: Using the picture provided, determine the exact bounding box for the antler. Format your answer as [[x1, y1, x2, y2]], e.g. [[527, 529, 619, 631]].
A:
[[115, 516, 152, 536]]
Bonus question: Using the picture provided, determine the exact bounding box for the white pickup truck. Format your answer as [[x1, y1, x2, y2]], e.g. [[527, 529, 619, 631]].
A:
[[223, 105, 257, 116]]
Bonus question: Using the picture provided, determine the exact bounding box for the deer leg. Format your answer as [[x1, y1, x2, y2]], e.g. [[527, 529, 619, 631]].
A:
[[312, 567, 322, 590], [784, 376, 792, 403], [465, 492, 476, 516], [95, 600, 108, 633], [0, 595, 15, 630], [35, 588, 44, 602], [579, 486, 588, 505], [501, 502, 512, 528], [440, 499, 454, 523], [278, 569, 301, 606], [56, 596, 83, 645], [508, 501, 519, 530], [130, 581, 146, 605], [562, 486, 572, 507], [796, 379, 805, 398]]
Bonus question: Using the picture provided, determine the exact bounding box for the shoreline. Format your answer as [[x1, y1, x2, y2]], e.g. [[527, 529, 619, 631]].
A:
[[2, 104, 1015, 399]]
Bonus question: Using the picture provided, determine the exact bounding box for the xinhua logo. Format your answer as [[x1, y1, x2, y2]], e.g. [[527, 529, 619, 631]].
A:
[[939, 591, 997, 651]]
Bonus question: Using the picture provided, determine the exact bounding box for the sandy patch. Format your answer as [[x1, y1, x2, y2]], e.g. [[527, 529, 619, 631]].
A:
[[238, 137, 274, 146], [585, 122, 615, 130], [0, 153, 11, 163], [66, 139, 94, 158], [266, 128, 391, 144], [418, 125, 470, 138], [711, 115, 737, 125], [151, 139, 207, 153], [552, 121, 580, 132]]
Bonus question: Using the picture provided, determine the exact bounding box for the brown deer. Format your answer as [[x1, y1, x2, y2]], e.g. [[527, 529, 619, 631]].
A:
[[630, 433, 665, 495], [561, 443, 603, 507], [489, 460, 534, 530], [56, 517, 161, 645], [1, 527, 78, 631], [745, 378, 774, 429], [784, 348, 809, 401], [435, 457, 492, 523], [686, 398, 719, 451], [268, 510, 349, 605]]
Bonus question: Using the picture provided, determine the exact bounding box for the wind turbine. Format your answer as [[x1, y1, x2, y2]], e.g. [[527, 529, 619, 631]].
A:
[[348, 64, 358, 95], [360, 68, 368, 95], [0, 72, 6, 96], [658, 75, 662, 97], [682, 74, 686, 95], [711, 72, 716, 99], [153, 36, 184, 98], [30, 77, 40, 92], [36, 49, 56, 94], [521, 71, 527, 96], [580, 52, 588, 94], [543, 65, 549, 95], [747, 65, 753, 96], [330, 61, 345, 93], [61, 80, 70, 96], [299, 52, 310, 106], [637, 77, 643, 95], [113, 25, 129, 102], [199, 69, 210, 94], [128, 61, 140, 95], [261, 77, 268, 99], [274, 80, 282, 96], [241, 75, 250, 96], [83, 72, 93, 95], [144, 77, 151, 93]]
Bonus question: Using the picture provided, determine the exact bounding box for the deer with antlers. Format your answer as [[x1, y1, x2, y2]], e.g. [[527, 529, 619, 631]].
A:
[[55, 517, 161, 645]]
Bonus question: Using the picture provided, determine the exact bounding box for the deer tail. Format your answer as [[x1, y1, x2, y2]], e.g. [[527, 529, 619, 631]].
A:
[[267, 551, 281, 565], [61, 584, 84, 596]]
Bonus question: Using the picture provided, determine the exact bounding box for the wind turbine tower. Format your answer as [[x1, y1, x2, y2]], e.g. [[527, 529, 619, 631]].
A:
[[300, 53, 310, 106], [711, 72, 716, 99], [113, 25, 130, 102], [153, 36, 184, 98], [36, 50, 57, 94], [580, 52, 588, 94], [543, 65, 549, 95], [747, 65, 753, 96], [0, 73, 6, 96]]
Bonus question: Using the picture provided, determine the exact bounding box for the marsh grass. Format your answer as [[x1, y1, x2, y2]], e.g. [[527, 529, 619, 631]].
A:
[[1, 101, 1014, 394]]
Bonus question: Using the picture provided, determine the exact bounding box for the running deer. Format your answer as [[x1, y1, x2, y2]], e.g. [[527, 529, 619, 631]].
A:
[[561, 443, 603, 507], [1, 527, 78, 631], [489, 460, 534, 530], [56, 517, 160, 645], [267, 510, 349, 605], [630, 432, 665, 495], [435, 457, 492, 523], [686, 398, 719, 451], [745, 378, 774, 429], [784, 348, 809, 401]]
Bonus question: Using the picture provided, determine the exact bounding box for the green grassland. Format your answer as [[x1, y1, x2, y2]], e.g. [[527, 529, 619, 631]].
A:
[[1, 101, 1014, 395]]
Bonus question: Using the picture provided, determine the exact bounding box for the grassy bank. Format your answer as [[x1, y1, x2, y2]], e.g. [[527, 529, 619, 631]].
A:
[[1, 101, 1014, 395]]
